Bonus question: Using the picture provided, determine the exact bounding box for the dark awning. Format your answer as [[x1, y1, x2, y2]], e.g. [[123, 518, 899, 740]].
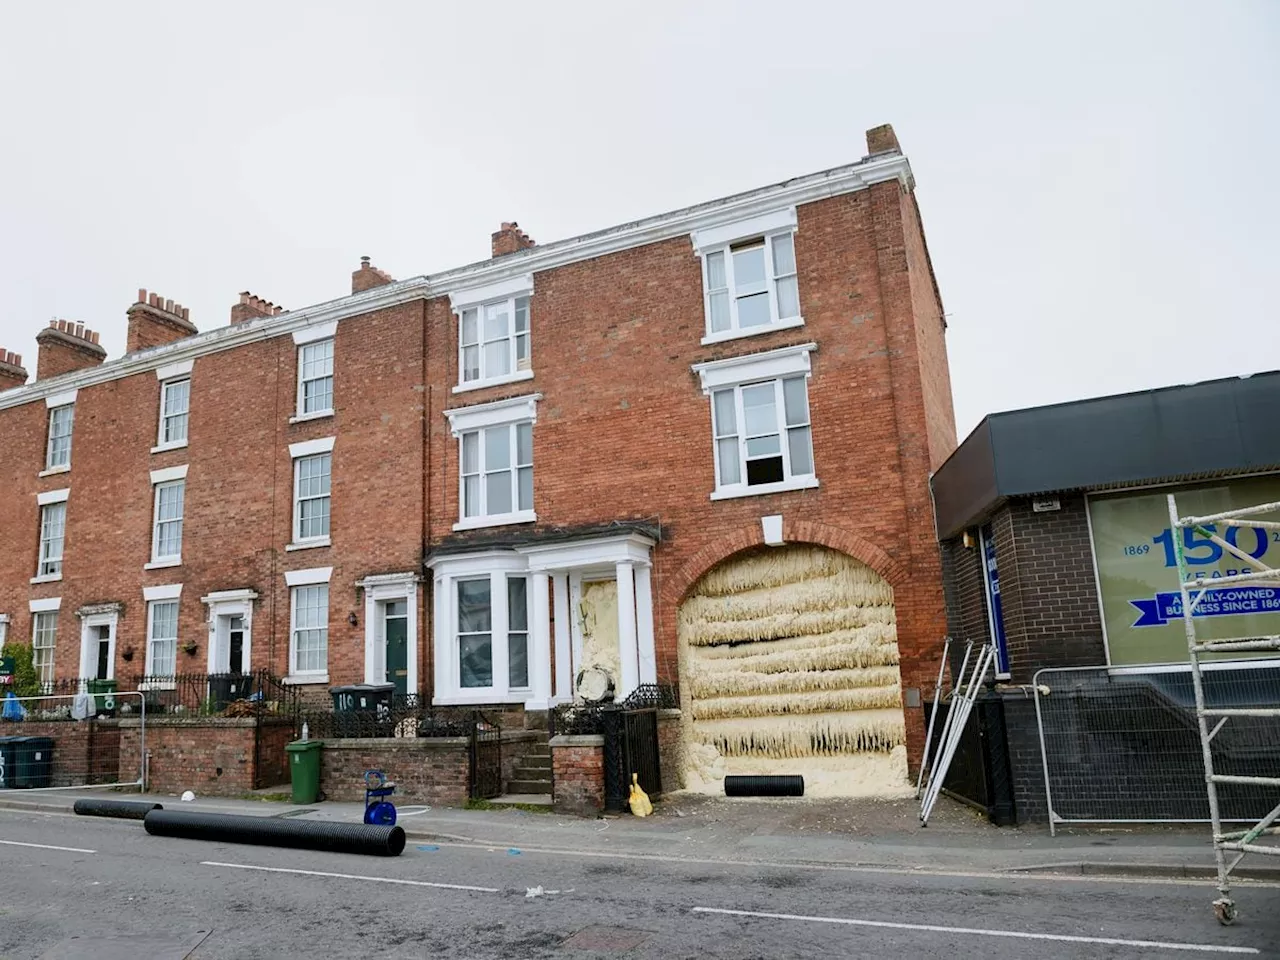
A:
[[932, 371, 1280, 540]]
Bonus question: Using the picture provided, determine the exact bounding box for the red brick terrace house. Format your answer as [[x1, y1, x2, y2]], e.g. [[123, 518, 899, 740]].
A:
[[0, 125, 956, 787]]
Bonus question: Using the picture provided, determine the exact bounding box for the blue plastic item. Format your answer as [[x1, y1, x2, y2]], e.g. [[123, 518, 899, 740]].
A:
[[1, 692, 25, 722], [363, 769, 396, 826]]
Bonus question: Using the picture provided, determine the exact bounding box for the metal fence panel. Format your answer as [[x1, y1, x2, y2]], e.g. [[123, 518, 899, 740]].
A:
[[1035, 663, 1280, 826], [0, 690, 145, 791]]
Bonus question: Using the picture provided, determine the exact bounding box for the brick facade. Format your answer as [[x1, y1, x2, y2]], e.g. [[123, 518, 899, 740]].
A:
[[0, 126, 955, 775], [119, 718, 259, 796], [1, 720, 121, 788], [550, 735, 605, 814]]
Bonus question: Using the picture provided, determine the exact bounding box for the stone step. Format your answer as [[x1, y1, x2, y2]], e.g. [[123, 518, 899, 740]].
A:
[[512, 767, 549, 782], [523, 744, 551, 757], [517, 755, 552, 770], [488, 794, 553, 808], [507, 778, 553, 794]]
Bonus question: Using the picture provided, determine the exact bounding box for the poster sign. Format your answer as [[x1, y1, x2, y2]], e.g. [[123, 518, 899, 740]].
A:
[[0, 656, 12, 685], [979, 524, 1011, 676], [1088, 476, 1280, 665]]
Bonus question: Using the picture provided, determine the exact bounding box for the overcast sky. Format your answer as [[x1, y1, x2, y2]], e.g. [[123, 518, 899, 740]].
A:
[[1, 1, 1275, 438]]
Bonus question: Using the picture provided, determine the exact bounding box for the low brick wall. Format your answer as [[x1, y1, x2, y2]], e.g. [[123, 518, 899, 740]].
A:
[[657, 709, 683, 795], [319, 737, 470, 804], [120, 718, 258, 797], [255, 719, 295, 789], [0, 720, 122, 787], [551, 734, 604, 815]]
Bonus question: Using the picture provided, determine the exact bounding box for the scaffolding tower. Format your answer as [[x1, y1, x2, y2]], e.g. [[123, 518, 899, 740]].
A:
[[1167, 494, 1280, 925]]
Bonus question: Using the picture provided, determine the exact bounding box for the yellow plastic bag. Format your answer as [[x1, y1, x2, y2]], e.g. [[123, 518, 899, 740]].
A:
[[628, 773, 653, 817]]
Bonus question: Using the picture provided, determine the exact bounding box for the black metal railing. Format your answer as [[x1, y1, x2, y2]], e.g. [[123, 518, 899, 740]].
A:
[[298, 695, 479, 740], [124, 671, 297, 719], [551, 683, 678, 737]]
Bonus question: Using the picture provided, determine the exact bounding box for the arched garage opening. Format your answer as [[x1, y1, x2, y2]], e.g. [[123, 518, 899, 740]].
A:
[[678, 544, 911, 797]]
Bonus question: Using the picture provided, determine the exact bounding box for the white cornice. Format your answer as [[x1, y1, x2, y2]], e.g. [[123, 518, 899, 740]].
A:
[[692, 342, 818, 394], [444, 392, 541, 436], [0, 152, 910, 413]]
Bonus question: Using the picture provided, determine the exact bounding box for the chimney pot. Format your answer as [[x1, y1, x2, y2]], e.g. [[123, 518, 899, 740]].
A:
[[137, 288, 147, 303], [865, 123, 902, 156]]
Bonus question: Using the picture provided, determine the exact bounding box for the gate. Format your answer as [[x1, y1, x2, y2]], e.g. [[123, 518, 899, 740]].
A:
[[469, 712, 502, 800], [601, 705, 661, 812], [1035, 663, 1280, 830]]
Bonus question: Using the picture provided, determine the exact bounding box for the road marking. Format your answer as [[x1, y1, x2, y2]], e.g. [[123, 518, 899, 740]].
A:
[[428, 840, 1280, 890], [200, 861, 499, 893], [692, 906, 1259, 954], [0, 839, 96, 854]]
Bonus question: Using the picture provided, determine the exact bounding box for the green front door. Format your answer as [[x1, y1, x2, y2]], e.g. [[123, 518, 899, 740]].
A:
[[384, 601, 409, 697]]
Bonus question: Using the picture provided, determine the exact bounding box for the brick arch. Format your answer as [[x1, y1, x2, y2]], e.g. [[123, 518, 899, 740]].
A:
[[664, 519, 908, 611]]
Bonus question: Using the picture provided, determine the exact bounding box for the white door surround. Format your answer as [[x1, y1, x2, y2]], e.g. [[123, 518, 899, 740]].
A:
[[357, 573, 420, 693], [201, 590, 258, 674], [427, 532, 657, 708], [76, 603, 122, 681]]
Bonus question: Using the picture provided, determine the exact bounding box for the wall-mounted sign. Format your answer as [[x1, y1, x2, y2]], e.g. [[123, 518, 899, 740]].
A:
[[1088, 476, 1280, 665], [979, 524, 1011, 676], [0, 656, 14, 685], [1032, 498, 1061, 513]]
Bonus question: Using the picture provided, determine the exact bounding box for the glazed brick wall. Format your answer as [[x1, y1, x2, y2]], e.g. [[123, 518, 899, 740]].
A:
[[0, 301, 427, 697], [940, 537, 991, 680], [1, 720, 121, 787], [550, 736, 605, 814], [120, 718, 259, 796], [318, 737, 470, 804]]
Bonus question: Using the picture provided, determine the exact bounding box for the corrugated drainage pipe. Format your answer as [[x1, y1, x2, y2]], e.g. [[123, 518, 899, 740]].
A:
[[74, 799, 164, 820], [724, 775, 805, 797], [143, 810, 406, 857]]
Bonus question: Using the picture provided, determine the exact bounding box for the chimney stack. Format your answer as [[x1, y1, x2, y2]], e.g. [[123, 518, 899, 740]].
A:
[[352, 256, 394, 294], [230, 291, 285, 325], [0, 348, 28, 391], [491, 222, 536, 258], [126, 288, 198, 353], [35, 320, 107, 380], [865, 124, 902, 157]]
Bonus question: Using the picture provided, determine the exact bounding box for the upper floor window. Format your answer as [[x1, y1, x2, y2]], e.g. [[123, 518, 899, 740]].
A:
[[289, 437, 335, 548], [298, 339, 335, 416], [158, 378, 190, 448], [45, 401, 75, 472], [34, 489, 70, 581], [693, 343, 818, 500], [692, 208, 801, 345], [148, 465, 187, 567], [444, 394, 539, 531], [449, 275, 535, 393], [460, 297, 530, 387]]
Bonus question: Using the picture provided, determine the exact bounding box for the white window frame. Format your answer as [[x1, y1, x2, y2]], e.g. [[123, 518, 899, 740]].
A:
[[692, 343, 819, 500], [0, 614, 8, 654], [691, 207, 802, 345], [33, 488, 70, 583], [426, 552, 532, 705], [289, 437, 335, 549], [44, 398, 76, 473], [76, 603, 119, 683], [146, 465, 188, 568], [445, 394, 539, 531], [155, 376, 191, 451], [143, 584, 183, 681], [29, 611, 56, 691], [293, 327, 336, 422], [201, 589, 258, 675], [449, 275, 535, 393], [285, 567, 332, 684]]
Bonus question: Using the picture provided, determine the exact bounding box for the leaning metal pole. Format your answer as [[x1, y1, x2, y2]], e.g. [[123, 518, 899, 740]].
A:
[[916, 636, 952, 799]]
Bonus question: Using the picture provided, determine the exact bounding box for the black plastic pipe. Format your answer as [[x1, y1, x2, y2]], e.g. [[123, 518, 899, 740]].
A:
[[724, 775, 805, 797], [73, 799, 164, 820], [143, 810, 406, 857]]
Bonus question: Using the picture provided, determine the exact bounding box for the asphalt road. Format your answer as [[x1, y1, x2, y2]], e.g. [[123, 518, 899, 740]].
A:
[[0, 808, 1276, 959]]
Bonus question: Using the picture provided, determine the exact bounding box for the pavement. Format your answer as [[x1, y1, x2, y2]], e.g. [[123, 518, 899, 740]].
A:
[[0, 797, 1277, 959], [0, 786, 1277, 881]]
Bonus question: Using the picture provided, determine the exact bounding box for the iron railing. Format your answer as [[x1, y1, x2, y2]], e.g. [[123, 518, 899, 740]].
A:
[[299, 695, 482, 740], [125, 671, 297, 719]]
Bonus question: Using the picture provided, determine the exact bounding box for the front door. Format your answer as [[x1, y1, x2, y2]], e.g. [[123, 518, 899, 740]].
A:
[[383, 601, 408, 696], [228, 616, 245, 674], [94, 625, 111, 680]]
